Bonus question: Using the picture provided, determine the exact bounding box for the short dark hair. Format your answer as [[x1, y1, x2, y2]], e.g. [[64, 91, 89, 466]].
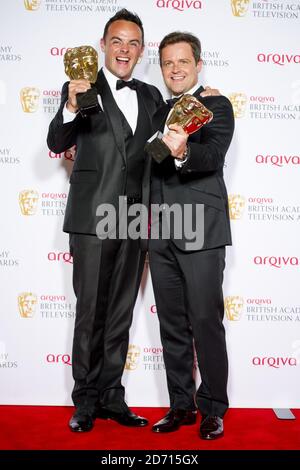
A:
[[159, 32, 201, 65], [103, 9, 144, 46]]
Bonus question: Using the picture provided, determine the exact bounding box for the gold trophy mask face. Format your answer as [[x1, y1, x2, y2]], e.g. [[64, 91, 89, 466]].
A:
[[228, 194, 246, 220], [145, 94, 213, 164], [20, 87, 40, 113], [64, 46, 98, 83], [19, 190, 39, 215], [167, 94, 213, 134], [63, 46, 101, 118], [229, 92, 247, 118], [125, 345, 141, 371], [24, 0, 41, 11], [224, 296, 244, 321], [18, 292, 38, 318], [231, 0, 250, 17]]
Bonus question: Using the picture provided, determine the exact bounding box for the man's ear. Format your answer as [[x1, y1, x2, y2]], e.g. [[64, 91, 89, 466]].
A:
[[100, 38, 105, 53], [137, 46, 145, 64], [196, 59, 203, 74]]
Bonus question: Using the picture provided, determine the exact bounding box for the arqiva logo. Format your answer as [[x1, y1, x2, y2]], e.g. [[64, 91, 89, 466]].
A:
[[49, 146, 76, 162], [46, 354, 72, 365], [156, 0, 203, 12], [254, 256, 300, 268], [50, 47, 72, 56], [256, 154, 300, 167], [252, 357, 297, 368], [47, 252, 73, 264], [257, 53, 300, 66]]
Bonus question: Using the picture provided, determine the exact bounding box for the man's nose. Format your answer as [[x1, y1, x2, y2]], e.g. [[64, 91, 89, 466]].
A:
[[119, 42, 129, 53], [171, 63, 180, 73]]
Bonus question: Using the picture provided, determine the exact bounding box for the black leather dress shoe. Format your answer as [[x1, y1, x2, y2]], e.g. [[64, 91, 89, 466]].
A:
[[69, 408, 95, 432], [152, 409, 197, 433], [97, 405, 148, 427], [200, 415, 224, 440]]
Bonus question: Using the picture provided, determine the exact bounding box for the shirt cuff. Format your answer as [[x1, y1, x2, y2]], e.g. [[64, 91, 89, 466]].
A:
[[174, 145, 190, 169], [62, 103, 77, 123], [174, 157, 187, 168]]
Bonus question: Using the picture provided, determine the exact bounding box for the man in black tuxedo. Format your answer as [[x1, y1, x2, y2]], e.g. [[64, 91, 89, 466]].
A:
[[148, 32, 234, 439], [47, 9, 163, 432]]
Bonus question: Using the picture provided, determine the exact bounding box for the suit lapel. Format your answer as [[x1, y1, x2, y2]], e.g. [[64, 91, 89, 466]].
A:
[[154, 105, 170, 132], [95, 69, 126, 161]]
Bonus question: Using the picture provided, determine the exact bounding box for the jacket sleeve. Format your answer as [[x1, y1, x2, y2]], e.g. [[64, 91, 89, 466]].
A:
[[46, 81, 81, 153], [180, 96, 234, 174]]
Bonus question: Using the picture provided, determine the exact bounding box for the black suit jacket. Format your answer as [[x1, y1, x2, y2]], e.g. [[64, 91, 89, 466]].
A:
[[150, 86, 234, 251], [47, 69, 163, 235]]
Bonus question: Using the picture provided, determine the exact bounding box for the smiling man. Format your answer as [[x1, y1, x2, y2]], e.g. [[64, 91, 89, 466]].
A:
[[149, 32, 234, 440], [47, 9, 163, 433]]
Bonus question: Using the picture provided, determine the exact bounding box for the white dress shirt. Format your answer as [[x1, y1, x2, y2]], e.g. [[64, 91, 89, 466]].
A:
[[62, 66, 139, 133]]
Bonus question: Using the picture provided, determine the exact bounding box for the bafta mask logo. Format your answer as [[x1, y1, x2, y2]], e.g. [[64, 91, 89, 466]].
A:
[[225, 296, 244, 321], [228, 194, 246, 220], [19, 190, 39, 216], [24, 0, 41, 11], [20, 87, 40, 113], [228, 92, 247, 118], [231, 0, 250, 17], [18, 292, 38, 318], [64, 46, 98, 83], [125, 344, 141, 371]]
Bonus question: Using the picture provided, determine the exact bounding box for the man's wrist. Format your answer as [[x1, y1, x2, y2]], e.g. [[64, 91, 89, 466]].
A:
[[66, 100, 78, 114], [174, 145, 189, 169], [182, 145, 189, 159], [176, 145, 189, 162]]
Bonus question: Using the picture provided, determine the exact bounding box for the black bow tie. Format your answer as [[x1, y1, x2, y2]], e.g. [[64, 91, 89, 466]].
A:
[[166, 95, 183, 108], [116, 79, 137, 91]]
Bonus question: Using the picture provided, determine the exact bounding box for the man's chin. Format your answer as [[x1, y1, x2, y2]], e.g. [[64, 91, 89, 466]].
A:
[[170, 89, 185, 96]]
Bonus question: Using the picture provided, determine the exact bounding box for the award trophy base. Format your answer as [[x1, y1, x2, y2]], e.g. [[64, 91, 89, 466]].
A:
[[77, 87, 101, 118], [145, 131, 170, 164]]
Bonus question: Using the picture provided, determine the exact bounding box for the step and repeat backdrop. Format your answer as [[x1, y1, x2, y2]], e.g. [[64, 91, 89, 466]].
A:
[[1, 0, 300, 408]]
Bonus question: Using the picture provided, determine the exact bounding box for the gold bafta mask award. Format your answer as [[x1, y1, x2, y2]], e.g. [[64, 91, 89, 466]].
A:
[[64, 45, 101, 118], [145, 94, 213, 164]]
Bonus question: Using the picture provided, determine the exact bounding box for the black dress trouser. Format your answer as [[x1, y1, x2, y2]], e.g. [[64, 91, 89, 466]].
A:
[[149, 237, 228, 417], [69, 232, 145, 412]]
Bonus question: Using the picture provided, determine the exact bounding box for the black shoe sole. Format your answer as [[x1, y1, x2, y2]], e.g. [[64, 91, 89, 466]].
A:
[[200, 431, 224, 440], [69, 425, 94, 432]]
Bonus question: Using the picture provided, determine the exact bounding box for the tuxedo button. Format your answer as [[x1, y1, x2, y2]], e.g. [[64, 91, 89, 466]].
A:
[[121, 166, 126, 171]]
